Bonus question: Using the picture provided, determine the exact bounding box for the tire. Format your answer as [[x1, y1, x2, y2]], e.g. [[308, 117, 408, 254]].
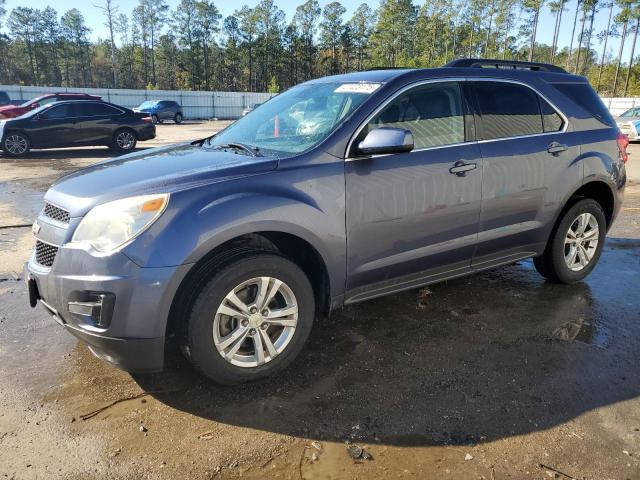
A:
[[111, 129, 137, 152], [2, 132, 30, 156], [174, 112, 183, 124], [185, 253, 315, 385], [151, 114, 159, 125], [533, 199, 606, 284]]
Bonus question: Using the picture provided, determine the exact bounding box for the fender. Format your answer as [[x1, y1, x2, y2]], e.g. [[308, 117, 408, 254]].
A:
[[122, 160, 347, 299]]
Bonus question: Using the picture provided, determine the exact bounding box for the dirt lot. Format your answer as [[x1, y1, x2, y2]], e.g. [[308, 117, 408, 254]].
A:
[[1, 122, 639, 480]]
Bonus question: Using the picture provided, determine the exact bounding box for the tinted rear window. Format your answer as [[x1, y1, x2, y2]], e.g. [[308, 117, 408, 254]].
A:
[[474, 82, 544, 140], [75, 103, 121, 116], [552, 83, 615, 126]]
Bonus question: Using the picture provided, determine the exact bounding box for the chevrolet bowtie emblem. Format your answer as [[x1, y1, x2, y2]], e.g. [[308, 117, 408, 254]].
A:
[[32, 222, 40, 235]]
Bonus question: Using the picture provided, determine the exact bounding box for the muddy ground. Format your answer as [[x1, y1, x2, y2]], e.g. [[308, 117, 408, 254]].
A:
[[1, 122, 639, 480]]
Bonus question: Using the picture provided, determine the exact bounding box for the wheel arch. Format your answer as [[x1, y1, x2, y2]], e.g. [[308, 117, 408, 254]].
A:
[[565, 180, 615, 228], [113, 126, 138, 140], [540, 179, 616, 257], [164, 230, 332, 349], [2, 128, 31, 151]]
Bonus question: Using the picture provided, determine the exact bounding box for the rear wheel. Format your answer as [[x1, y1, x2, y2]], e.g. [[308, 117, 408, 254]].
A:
[[174, 112, 183, 124], [185, 254, 315, 385], [533, 199, 606, 283], [2, 132, 30, 156], [111, 129, 137, 152]]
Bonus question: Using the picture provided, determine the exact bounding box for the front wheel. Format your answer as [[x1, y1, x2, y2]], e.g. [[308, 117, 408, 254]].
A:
[[2, 132, 30, 156], [533, 199, 606, 283], [111, 129, 137, 152], [185, 254, 315, 385], [174, 112, 183, 124]]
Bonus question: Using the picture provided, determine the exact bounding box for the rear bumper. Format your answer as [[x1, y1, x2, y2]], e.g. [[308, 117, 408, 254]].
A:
[[137, 125, 156, 141]]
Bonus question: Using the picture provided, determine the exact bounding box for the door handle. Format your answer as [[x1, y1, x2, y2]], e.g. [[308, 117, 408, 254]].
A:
[[547, 142, 568, 155], [449, 161, 477, 176]]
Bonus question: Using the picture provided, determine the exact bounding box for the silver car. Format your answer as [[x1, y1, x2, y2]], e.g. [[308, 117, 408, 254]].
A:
[[615, 107, 640, 140]]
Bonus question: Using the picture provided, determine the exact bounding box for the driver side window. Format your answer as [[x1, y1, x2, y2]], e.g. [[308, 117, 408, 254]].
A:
[[364, 82, 465, 150]]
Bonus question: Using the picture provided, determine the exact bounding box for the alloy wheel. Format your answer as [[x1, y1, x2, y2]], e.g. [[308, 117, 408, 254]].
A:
[[116, 131, 135, 150], [564, 212, 599, 272], [5, 134, 28, 155], [213, 276, 298, 368]]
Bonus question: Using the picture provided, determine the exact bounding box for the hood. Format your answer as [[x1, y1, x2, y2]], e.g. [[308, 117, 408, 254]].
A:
[[0, 104, 21, 113], [45, 142, 279, 217], [615, 116, 640, 124]]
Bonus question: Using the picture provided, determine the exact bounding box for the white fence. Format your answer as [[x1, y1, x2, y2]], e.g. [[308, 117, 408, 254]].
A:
[[0, 84, 634, 119], [601, 97, 640, 116], [0, 85, 276, 120]]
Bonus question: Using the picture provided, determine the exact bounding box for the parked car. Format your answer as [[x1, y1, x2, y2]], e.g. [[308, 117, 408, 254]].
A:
[[0, 91, 11, 106], [0, 100, 155, 156], [615, 106, 640, 140], [25, 59, 626, 384], [242, 103, 262, 116], [133, 100, 183, 124], [0, 93, 101, 119]]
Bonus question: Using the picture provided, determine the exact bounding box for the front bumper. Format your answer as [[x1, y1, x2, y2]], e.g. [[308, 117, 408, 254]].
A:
[[25, 237, 191, 373]]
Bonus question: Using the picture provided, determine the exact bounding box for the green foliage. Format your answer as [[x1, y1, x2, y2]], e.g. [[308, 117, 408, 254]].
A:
[[267, 74, 279, 92], [0, 0, 638, 97]]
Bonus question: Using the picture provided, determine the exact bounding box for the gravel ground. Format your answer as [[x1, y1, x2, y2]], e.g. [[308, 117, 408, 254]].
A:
[[0, 123, 639, 480]]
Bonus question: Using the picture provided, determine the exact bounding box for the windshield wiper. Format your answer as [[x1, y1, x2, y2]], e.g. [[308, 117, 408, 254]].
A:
[[208, 142, 262, 157]]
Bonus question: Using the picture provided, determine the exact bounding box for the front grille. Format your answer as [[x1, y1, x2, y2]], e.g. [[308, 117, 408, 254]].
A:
[[43, 202, 70, 224], [35, 240, 58, 267]]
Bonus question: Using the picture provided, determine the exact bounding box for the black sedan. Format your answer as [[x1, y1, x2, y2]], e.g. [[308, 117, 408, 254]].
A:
[[0, 100, 156, 156]]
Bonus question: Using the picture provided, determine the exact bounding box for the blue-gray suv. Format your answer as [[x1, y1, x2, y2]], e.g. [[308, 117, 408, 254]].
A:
[[25, 59, 627, 384]]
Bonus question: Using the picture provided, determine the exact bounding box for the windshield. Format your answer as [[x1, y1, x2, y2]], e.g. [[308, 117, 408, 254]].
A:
[[139, 101, 159, 109], [21, 96, 44, 108], [620, 108, 640, 118], [211, 82, 381, 157]]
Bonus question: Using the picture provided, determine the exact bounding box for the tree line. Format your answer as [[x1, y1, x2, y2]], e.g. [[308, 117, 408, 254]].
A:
[[1, 0, 640, 96]]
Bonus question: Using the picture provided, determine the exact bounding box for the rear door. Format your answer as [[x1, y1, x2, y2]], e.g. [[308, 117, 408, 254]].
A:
[[73, 102, 123, 144], [470, 79, 579, 267], [345, 80, 483, 299]]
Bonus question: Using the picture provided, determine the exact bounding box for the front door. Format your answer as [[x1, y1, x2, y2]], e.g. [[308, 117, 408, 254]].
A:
[[29, 104, 76, 148], [345, 81, 483, 301]]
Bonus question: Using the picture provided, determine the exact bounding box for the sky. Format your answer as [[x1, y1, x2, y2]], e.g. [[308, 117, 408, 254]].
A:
[[0, 0, 631, 66]]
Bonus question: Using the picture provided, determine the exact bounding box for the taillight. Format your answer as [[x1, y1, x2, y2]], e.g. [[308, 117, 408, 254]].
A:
[[142, 116, 153, 123], [617, 131, 629, 163]]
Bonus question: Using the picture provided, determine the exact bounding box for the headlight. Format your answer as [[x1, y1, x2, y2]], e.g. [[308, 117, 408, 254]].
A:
[[71, 194, 169, 253]]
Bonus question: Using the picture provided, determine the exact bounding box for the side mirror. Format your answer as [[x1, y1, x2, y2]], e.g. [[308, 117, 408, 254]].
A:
[[357, 127, 414, 156]]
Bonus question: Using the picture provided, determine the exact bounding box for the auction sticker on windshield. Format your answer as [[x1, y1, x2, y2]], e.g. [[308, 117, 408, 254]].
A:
[[334, 83, 382, 94]]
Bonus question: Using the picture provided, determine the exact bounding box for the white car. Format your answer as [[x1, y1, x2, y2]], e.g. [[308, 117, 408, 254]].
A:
[[242, 103, 262, 116], [615, 107, 640, 140]]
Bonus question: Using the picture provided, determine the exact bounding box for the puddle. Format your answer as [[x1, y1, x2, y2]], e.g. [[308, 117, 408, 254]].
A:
[[551, 317, 599, 344]]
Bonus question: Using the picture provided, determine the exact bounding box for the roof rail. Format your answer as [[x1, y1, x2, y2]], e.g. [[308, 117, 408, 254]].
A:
[[444, 58, 568, 74], [365, 66, 414, 71]]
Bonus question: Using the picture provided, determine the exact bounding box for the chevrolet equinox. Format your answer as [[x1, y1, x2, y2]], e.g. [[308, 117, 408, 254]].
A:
[[26, 59, 627, 384]]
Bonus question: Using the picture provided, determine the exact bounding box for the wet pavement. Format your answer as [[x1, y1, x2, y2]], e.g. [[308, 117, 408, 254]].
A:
[[0, 126, 639, 479]]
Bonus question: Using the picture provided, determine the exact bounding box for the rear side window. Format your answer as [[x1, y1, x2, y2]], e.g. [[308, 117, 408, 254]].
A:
[[552, 82, 614, 126], [540, 98, 564, 132], [75, 103, 121, 116], [366, 81, 465, 149], [474, 82, 543, 139]]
